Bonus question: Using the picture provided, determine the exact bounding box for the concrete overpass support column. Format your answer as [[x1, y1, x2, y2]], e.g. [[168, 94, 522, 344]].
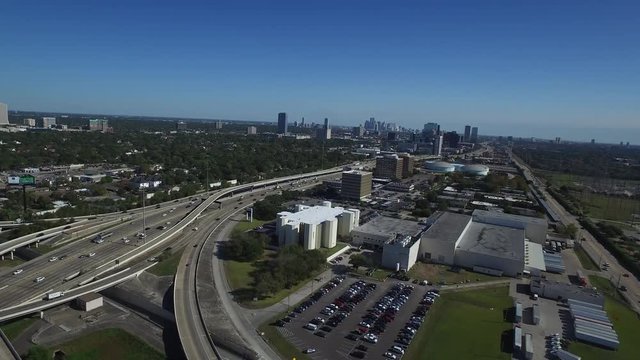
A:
[[35, 241, 39, 248], [10, 251, 13, 260]]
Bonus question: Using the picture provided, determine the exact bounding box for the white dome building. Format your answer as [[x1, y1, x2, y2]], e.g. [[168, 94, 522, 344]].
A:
[[461, 164, 490, 176], [424, 161, 455, 173]]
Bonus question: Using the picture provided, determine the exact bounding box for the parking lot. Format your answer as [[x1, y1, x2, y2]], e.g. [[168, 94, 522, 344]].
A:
[[273, 275, 435, 359]]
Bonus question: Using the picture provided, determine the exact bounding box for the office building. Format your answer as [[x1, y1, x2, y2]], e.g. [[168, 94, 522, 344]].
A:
[[341, 170, 372, 200], [399, 153, 414, 178], [277, 112, 288, 134], [433, 135, 443, 156], [89, 119, 109, 132], [464, 125, 471, 142], [316, 117, 331, 140], [276, 202, 360, 250], [0, 103, 8, 126], [471, 127, 478, 143], [423, 122, 439, 137], [353, 125, 365, 137], [176, 121, 187, 131], [445, 131, 460, 148], [374, 154, 404, 180], [213, 120, 223, 129], [247, 126, 257, 135], [23, 118, 36, 127], [364, 117, 376, 130]]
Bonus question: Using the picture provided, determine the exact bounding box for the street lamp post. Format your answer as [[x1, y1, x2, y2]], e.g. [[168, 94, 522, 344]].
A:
[[141, 187, 147, 244]]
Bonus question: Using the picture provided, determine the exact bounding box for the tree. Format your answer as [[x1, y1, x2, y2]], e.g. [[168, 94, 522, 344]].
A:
[[25, 345, 51, 360], [349, 254, 370, 269]]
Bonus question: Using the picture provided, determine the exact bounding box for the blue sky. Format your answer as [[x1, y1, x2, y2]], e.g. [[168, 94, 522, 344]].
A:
[[1, 0, 639, 143]]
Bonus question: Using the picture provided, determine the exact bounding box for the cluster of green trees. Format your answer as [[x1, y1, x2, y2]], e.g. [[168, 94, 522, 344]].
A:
[[252, 190, 301, 220], [579, 218, 640, 278], [513, 142, 640, 180], [253, 245, 326, 297], [224, 232, 267, 262], [349, 253, 374, 269]]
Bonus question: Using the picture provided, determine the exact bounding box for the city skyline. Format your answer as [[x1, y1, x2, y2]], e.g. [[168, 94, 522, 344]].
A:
[[1, 1, 639, 144]]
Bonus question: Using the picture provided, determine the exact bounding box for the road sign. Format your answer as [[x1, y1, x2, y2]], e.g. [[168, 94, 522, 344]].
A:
[[19, 175, 35, 185]]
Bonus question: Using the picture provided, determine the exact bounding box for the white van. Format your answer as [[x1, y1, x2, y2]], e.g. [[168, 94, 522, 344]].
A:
[[305, 323, 318, 331]]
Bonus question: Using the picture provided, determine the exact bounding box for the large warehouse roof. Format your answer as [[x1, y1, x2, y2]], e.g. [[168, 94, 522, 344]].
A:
[[354, 216, 424, 238], [472, 209, 547, 226], [421, 212, 471, 244], [457, 222, 525, 261]]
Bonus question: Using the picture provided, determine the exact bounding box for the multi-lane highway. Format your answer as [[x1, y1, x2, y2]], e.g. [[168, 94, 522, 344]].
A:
[[0, 199, 194, 309]]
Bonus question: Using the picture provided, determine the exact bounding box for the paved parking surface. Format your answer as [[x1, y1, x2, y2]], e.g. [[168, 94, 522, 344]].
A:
[[275, 275, 428, 359]]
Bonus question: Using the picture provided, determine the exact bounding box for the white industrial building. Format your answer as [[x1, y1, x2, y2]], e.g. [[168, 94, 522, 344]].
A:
[[381, 235, 421, 272], [351, 216, 424, 250], [276, 202, 359, 250], [410, 210, 548, 277]]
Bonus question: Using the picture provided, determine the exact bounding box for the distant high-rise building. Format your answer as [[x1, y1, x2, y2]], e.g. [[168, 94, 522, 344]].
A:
[[341, 170, 373, 200], [591, 139, 595, 144], [0, 103, 8, 126], [470, 127, 478, 143], [36, 117, 56, 128], [364, 117, 376, 130], [374, 154, 404, 180], [316, 118, 331, 140], [175, 121, 187, 131], [423, 122, 439, 138], [398, 153, 414, 178], [300, 117, 305, 127], [23, 118, 36, 127], [464, 125, 471, 142], [433, 135, 443, 156], [444, 131, 460, 148], [89, 119, 110, 132], [555, 137, 562, 144], [247, 126, 257, 135], [353, 125, 364, 137], [213, 120, 223, 129], [277, 112, 288, 134]]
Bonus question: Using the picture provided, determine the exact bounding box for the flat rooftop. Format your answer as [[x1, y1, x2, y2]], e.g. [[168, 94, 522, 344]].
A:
[[421, 212, 472, 245], [524, 241, 546, 271], [457, 222, 524, 261], [472, 209, 547, 226], [278, 205, 347, 225], [354, 216, 424, 238], [343, 170, 372, 176]]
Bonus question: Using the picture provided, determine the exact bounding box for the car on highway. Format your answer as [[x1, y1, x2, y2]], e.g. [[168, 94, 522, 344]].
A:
[[59, 255, 67, 260], [162, 213, 167, 217], [88, 252, 96, 257], [13, 269, 23, 275], [303, 348, 317, 354], [48, 256, 58, 262], [34, 276, 45, 283]]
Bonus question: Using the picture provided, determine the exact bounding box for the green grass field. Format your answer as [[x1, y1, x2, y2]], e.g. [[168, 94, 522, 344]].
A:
[[579, 192, 640, 222], [259, 313, 311, 360], [569, 277, 640, 360], [574, 246, 600, 271], [319, 242, 348, 259], [147, 248, 185, 276], [0, 258, 25, 268], [53, 328, 164, 360], [224, 258, 255, 290], [408, 262, 501, 285], [0, 317, 37, 341], [232, 219, 269, 234], [404, 286, 512, 360]]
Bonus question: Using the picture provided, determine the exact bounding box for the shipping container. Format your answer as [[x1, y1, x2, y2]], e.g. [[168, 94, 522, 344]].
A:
[[514, 326, 522, 351], [532, 304, 541, 325], [515, 302, 523, 323], [525, 333, 533, 360], [556, 349, 581, 360]]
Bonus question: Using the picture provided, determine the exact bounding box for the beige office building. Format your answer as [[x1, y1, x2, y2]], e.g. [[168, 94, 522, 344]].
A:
[[341, 170, 372, 200]]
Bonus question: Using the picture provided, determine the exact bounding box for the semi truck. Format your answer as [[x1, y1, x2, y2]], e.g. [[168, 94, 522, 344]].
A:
[[46, 291, 64, 300], [576, 270, 587, 286]]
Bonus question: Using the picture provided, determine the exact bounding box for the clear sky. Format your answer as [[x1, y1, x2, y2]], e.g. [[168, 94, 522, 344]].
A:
[[1, 0, 639, 143]]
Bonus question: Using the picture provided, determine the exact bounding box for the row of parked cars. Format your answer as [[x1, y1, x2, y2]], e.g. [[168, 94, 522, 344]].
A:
[[306, 280, 376, 339], [391, 289, 439, 355], [358, 283, 414, 340], [277, 275, 345, 327]]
